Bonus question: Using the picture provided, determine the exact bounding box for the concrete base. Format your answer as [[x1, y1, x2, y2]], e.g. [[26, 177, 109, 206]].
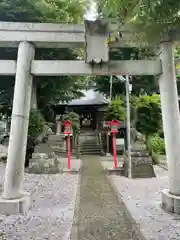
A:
[[162, 189, 180, 214], [105, 167, 124, 176], [0, 192, 31, 215], [105, 153, 112, 157]]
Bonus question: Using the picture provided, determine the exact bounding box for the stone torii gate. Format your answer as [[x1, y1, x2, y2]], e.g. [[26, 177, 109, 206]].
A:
[[0, 20, 179, 214]]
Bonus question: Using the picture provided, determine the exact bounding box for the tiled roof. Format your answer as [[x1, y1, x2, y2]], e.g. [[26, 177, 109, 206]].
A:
[[59, 90, 109, 106]]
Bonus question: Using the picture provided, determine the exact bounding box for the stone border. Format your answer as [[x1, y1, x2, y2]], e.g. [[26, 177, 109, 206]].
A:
[[104, 169, 147, 240], [59, 168, 81, 174], [162, 188, 180, 214], [70, 159, 82, 240], [0, 192, 31, 215]]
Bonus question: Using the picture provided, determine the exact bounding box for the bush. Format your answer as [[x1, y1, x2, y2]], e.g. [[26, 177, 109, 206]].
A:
[[149, 134, 165, 155], [105, 96, 126, 121], [62, 111, 80, 133], [28, 109, 45, 139], [135, 94, 162, 139], [25, 109, 45, 168]]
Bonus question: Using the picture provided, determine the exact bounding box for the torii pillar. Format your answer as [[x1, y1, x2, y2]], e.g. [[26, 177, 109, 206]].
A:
[[159, 41, 180, 214], [0, 42, 34, 214]]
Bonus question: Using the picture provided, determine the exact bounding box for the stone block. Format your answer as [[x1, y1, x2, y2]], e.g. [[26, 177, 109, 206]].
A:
[[0, 192, 31, 215], [27, 153, 60, 174], [162, 189, 180, 214], [84, 20, 109, 64], [123, 152, 155, 178]]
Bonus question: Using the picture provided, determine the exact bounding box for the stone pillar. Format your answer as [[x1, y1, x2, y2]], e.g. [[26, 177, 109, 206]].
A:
[[0, 42, 35, 214], [56, 121, 61, 135], [159, 41, 180, 213], [106, 131, 111, 157], [31, 81, 37, 109]]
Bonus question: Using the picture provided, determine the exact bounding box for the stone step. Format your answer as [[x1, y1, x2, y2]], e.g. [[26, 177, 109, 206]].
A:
[[131, 165, 156, 178], [81, 152, 100, 155], [81, 148, 100, 152], [48, 135, 64, 141], [80, 139, 98, 143], [81, 141, 99, 144], [106, 167, 124, 176], [81, 149, 101, 152], [130, 151, 149, 157], [81, 145, 100, 149]]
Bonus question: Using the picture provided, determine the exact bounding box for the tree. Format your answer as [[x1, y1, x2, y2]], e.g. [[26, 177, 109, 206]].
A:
[[62, 111, 80, 133], [62, 111, 80, 149], [135, 94, 162, 140], [98, 0, 180, 41], [105, 96, 126, 121], [0, 0, 87, 119], [28, 108, 45, 139]]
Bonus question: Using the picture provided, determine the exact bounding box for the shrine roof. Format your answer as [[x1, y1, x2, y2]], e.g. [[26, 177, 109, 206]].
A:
[[58, 89, 109, 106]]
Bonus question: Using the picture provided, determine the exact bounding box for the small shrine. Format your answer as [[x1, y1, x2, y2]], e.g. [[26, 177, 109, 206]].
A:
[[52, 89, 109, 131]]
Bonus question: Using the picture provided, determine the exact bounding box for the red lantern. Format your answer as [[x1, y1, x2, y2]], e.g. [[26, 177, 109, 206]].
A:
[[64, 120, 73, 136], [108, 120, 120, 134], [108, 120, 120, 168]]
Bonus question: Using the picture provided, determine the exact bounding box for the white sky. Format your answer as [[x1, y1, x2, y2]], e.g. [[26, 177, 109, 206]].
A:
[[84, 1, 98, 21], [84, 1, 99, 99]]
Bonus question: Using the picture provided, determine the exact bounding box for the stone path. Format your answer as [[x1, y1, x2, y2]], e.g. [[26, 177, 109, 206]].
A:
[[71, 156, 139, 240]]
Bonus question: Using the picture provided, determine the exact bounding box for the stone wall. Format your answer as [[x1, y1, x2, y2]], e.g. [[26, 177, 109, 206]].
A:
[[26, 152, 60, 174], [123, 140, 155, 178]]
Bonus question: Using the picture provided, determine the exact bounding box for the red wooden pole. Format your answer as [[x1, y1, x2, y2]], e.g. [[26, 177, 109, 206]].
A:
[[67, 134, 71, 170], [113, 133, 118, 168]]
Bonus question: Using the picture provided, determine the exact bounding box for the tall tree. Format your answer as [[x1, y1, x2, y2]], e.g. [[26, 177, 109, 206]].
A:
[[0, 0, 87, 120], [98, 0, 180, 39]]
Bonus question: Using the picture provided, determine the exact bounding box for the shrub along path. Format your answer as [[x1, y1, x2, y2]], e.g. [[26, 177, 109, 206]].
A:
[[71, 155, 139, 240]]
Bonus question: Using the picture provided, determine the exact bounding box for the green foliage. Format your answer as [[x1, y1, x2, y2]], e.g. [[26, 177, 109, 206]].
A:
[[135, 94, 162, 137], [92, 48, 159, 97], [148, 134, 166, 155], [28, 109, 45, 138], [93, 76, 125, 98], [0, 0, 85, 23], [105, 96, 126, 121], [99, 0, 180, 40], [0, 0, 87, 116], [62, 112, 80, 133]]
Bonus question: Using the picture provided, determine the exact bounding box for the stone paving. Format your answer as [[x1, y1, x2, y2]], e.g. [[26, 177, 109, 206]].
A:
[[106, 165, 180, 240], [71, 155, 139, 240], [0, 163, 79, 240]]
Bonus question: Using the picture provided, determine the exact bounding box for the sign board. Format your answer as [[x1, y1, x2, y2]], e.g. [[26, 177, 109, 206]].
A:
[[116, 138, 125, 146]]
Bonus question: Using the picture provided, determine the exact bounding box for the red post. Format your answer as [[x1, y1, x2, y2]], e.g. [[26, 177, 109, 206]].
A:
[[113, 132, 118, 168], [67, 135, 71, 170]]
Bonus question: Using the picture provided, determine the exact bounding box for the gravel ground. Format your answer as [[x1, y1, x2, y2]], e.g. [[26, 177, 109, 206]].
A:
[[105, 164, 180, 240], [72, 155, 140, 240], [0, 163, 79, 240]]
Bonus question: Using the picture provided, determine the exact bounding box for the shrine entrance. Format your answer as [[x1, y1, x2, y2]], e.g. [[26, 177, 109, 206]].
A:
[[73, 107, 96, 130], [53, 89, 109, 132], [0, 19, 179, 215]]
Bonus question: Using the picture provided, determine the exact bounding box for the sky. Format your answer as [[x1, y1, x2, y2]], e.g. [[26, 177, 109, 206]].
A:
[[84, 1, 98, 21], [83, 1, 98, 99]]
